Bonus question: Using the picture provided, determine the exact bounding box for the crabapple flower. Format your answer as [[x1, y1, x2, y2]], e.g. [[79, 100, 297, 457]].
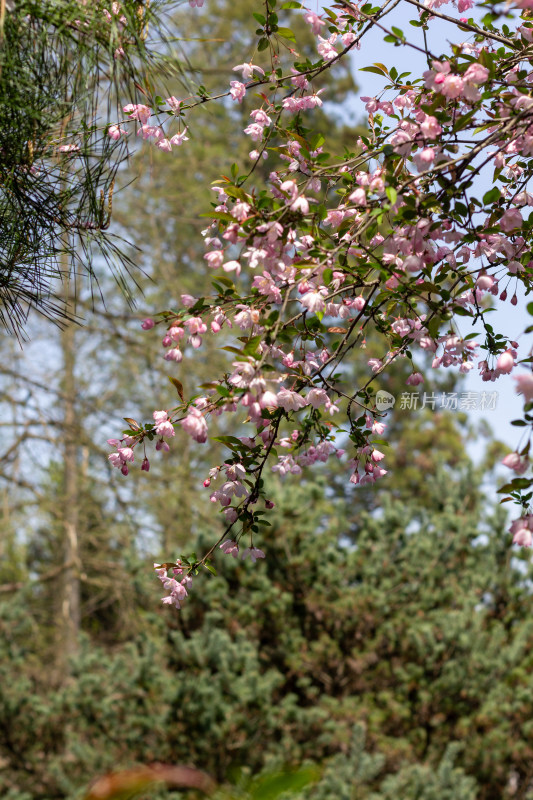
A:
[[502, 452, 529, 474], [497, 351, 515, 374], [514, 372, 533, 403], [166, 96, 182, 113], [233, 63, 265, 80], [509, 516, 533, 547], [406, 373, 424, 386], [230, 81, 246, 102], [180, 407, 208, 443], [220, 540, 239, 557], [307, 388, 329, 408], [170, 129, 189, 146], [276, 389, 308, 412], [303, 10, 326, 35], [123, 103, 152, 124], [153, 410, 175, 438], [241, 547, 265, 562], [108, 125, 128, 140]]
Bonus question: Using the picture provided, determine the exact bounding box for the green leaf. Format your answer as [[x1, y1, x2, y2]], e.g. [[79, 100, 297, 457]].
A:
[[244, 335, 262, 356], [386, 186, 397, 205], [212, 435, 245, 448], [250, 767, 320, 800], [199, 211, 233, 221], [276, 26, 296, 41], [257, 37, 269, 51], [281, 1, 302, 6], [359, 65, 389, 77], [497, 478, 532, 493], [483, 187, 501, 205]]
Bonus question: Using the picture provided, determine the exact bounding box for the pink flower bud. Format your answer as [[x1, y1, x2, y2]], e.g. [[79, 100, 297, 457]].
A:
[[496, 350, 514, 373], [141, 318, 155, 330]]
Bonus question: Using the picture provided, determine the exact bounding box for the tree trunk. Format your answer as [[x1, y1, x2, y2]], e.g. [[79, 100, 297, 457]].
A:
[[58, 279, 80, 669]]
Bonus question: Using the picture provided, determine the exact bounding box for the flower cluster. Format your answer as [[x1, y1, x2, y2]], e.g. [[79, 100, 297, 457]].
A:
[[107, 0, 533, 607]]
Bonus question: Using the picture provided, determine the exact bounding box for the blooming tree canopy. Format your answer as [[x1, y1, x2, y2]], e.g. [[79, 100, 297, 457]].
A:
[[104, 0, 533, 608]]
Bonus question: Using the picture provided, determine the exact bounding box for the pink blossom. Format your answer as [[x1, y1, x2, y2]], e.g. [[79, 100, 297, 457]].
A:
[[241, 547, 265, 563], [406, 373, 424, 386], [153, 411, 175, 438], [368, 358, 382, 372], [464, 63, 489, 85], [349, 187, 367, 206], [510, 516, 533, 547], [232, 202, 251, 222], [204, 250, 224, 268], [317, 34, 338, 61], [180, 407, 208, 443], [170, 128, 189, 146], [244, 123, 265, 141], [230, 81, 246, 103], [123, 103, 152, 124], [223, 260, 241, 276], [276, 389, 308, 412], [303, 10, 326, 35], [307, 388, 328, 408], [476, 274, 494, 290], [185, 317, 207, 334], [260, 390, 279, 409], [220, 540, 239, 557], [361, 95, 379, 113], [499, 208, 523, 232], [420, 115, 442, 139], [157, 138, 172, 152], [233, 63, 265, 80], [141, 318, 155, 330], [514, 372, 533, 403], [301, 290, 327, 313], [513, 527, 532, 547], [440, 75, 464, 99], [502, 452, 529, 474], [166, 96, 182, 113], [137, 125, 162, 141], [181, 294, 197, 308], [164, 348, 183, 363], [108, 124, 128, 140], [496, 350, 514, 373], [118, 447, 134, 462]]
